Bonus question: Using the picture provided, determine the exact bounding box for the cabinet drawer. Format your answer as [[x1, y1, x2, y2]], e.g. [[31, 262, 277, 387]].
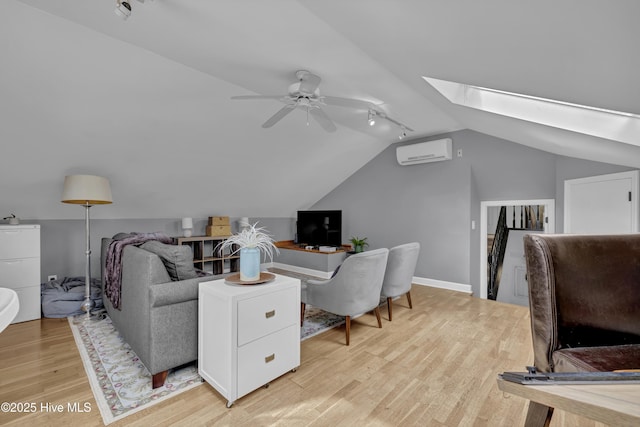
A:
[[237, 324, 299, 398], [0, 258, 40, 289], [237, 287, 297, 346], [0, 228, 40, 259], [12, 285, 41, 323]]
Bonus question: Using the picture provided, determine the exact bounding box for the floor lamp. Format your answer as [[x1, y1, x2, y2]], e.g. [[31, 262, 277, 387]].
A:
[[62, 175, 113, 319]]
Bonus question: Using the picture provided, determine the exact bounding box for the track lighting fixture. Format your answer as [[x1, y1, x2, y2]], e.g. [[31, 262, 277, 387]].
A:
[[114, 0, 150, 21], [115, 0, 132, 20], [367, 108, 414, 137], [367, 110, 376, 126]]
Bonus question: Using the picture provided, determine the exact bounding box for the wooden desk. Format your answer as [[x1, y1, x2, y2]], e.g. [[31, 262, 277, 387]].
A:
[[497, 377, 640, 427]]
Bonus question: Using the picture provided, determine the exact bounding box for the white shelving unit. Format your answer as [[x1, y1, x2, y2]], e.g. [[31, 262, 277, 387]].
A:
[[0, 225, 41, 323], [198, 274, 300, 407]]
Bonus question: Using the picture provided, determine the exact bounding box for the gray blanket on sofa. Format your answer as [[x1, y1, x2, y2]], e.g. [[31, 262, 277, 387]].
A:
[[104, 232, 173, 310]]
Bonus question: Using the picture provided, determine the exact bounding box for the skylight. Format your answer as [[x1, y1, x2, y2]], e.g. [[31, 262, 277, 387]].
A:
[[423, 76, 640, 147]]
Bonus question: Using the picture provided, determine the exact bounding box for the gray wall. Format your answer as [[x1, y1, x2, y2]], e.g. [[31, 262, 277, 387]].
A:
[[311, 129, 633, 297]]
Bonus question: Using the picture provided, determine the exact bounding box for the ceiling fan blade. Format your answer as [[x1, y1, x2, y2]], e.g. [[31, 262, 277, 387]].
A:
[[298, 73, 321, 94], [310, 107, 337, 132], [262, 104, 296, 128], [231, 95, 284, 100], [322, 96, 374, 110]]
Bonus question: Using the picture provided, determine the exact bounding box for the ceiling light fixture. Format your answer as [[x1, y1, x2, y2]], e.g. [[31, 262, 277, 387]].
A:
[[398, 128, 407, 140], [368, 108, 414, 135], [368, 110, 376, 126], [115, 0, 132, 20]]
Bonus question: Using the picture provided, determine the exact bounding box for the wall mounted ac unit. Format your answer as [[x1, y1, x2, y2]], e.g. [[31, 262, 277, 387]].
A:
[[396, 138, 452, 165]]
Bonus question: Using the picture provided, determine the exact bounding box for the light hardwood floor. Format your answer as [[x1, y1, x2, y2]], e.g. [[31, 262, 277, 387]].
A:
[[0, 285, 608, 426]]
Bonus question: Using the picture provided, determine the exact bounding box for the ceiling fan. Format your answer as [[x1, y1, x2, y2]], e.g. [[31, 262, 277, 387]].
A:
[[231, 70, 381, 133]]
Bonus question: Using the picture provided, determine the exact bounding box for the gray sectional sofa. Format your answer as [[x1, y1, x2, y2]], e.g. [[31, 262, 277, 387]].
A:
[[100, 235, 225, 388]]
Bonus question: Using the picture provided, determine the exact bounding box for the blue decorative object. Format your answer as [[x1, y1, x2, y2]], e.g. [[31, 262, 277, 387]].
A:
[[240, 247, 260, 281]]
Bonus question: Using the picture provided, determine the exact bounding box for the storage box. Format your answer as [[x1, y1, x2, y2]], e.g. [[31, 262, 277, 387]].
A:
[[206, 225, 232, 236], [208, 216, 230, 226]]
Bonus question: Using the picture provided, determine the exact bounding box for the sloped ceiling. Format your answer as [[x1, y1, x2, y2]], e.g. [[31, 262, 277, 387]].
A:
[[3, 0, 639, 220]]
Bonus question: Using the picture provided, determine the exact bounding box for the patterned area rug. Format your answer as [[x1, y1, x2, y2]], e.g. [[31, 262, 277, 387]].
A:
[[68, 315, 202, 425], [300, 306, 345, 340]]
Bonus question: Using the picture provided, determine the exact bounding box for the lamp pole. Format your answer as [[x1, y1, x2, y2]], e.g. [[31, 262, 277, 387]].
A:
[[81, 202, 93, 318]]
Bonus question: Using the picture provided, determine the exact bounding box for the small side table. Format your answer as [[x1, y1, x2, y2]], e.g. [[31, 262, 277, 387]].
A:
[[198, 274, 301, 407]]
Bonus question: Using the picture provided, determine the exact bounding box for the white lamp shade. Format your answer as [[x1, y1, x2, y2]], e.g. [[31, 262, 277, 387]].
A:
[[182, 217, 193, 229], [61, 175, 113, 205]]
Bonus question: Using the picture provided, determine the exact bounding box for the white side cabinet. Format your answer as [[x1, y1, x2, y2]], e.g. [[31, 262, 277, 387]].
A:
[[0, 225, 41, 323], [198, 274, 300, 408]]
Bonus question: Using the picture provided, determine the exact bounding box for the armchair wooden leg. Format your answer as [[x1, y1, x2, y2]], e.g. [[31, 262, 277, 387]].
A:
[[345, 315, 351, 346], [152, 370, 168, 389], [406, 291, 413, 309], [374, 306, 382, 328], [300, 303, 306, 327], [387, 297, 393, 321]]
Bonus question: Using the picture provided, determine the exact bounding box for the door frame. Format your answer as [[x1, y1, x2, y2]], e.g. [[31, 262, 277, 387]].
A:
[[479, 198, 555, 300]]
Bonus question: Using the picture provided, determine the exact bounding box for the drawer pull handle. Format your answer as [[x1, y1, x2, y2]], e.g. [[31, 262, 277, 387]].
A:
[[265, 354, 275, 363], [265, 310, 275, 319]]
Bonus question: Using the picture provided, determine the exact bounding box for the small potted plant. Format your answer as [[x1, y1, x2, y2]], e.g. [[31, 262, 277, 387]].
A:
[[3, 214, 19, 225], [217, 222, 279, 281], [349, 236, 369, 253]]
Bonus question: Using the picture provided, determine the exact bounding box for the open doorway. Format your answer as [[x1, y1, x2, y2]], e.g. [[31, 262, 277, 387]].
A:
[[479, 199, 555, 305]]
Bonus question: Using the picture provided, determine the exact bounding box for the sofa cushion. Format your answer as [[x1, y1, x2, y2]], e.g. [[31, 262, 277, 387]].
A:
[[140, 240, 198, 281]]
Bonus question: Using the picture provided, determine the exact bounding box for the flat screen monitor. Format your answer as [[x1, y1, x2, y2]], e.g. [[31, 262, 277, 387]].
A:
[[296, 210, 342, 247]]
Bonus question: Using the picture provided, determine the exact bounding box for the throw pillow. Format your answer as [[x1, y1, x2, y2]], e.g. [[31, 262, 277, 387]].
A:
[[140, 240, 198, 281]]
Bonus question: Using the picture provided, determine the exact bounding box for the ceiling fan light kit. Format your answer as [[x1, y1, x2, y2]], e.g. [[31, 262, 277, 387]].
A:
[[232, 70, 412, 136]]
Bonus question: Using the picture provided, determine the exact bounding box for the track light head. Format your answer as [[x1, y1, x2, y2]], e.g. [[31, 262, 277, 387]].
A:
[[115, 1, 132, 20], [367, 110, 376, 126]]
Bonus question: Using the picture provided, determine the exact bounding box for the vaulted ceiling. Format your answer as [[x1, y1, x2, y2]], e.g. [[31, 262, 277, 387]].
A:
[[3, 0, 639, 220]]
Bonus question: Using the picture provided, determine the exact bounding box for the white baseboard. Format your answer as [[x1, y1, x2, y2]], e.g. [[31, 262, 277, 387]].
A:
[[412, 276, 472, 294], [268, 263, 472, 294], [269, 262, 334, 279]]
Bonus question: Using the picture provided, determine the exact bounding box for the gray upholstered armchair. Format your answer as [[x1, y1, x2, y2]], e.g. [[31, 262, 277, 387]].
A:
[[301, 248, 389, 345], [381, 242, 420, 321]]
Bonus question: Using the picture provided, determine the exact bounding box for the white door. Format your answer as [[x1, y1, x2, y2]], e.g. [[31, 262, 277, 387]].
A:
[[564, 171, 639, 234]]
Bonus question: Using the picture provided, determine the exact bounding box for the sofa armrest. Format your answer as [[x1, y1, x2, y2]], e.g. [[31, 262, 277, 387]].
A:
[[149, 274, 231, 308], [149, 277, 200, 308]]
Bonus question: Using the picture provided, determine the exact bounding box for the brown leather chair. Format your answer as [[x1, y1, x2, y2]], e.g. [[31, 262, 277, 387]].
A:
[[523, 233, 640, 424]]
